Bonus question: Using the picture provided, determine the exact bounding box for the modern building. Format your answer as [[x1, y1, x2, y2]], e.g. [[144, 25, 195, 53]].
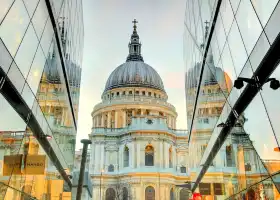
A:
[[184, 0, 280, 199], [0, 0, 83, 199], [89, 21, 190, 200]]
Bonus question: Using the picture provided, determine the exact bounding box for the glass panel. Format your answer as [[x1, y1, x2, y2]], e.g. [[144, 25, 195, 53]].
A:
[[245, 178, 279, 199], [14, 23, 39, 78], [230, 0, 241, 14], [272, 173, 280, 196], [249, 31, 270, 71], [36, 41, 76, 169], [261, 64, 280, 158], [0, 0, 14, 23], [251, 0, 278, 27], [0, 38, 13, 73], [7, 62, 25, 93], [236, 0, 263, 55], [21, 82, 35, 109], [227, 20, 248, 77], [0, 0, 30, 57], [220, 0, 234, 36], [40, 18, 54, 56], [0, 94, 27, 131], [31, 0, 48, 39], [22, 0, 40, 18], [264, 1, 280, 44], [215, 14, 226, 52], [26, 46, 45, 94], [243, 93, 279, 175], [53, 0, 63, 17], [220, 41, 236, 93]]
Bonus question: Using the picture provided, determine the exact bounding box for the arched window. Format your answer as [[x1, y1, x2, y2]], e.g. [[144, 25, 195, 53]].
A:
[[145, 145, 154, 166], [226, 145, 235, 167], [105, 188, 116, 200], [180, 188, 190, 200], [124, 146, 129, 167], [145, 186, 155, 200], [108, 164, 114, 172], [123, 187, 128, 200], [180, 166, 186, 173], [169, 147, 173, 168], [170, 188, 175, 200], [146, 109, 150, 115]]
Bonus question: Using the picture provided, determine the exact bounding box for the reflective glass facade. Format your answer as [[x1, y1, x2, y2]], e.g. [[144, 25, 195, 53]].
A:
[[0, 0, 83, 199], [184, 0, 280, 199]]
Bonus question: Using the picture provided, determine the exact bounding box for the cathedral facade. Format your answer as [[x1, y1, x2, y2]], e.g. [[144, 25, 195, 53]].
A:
[[88, 21, 190, 200]]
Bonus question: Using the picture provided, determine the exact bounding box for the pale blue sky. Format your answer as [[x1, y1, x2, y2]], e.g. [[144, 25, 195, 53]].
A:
[[76, 0, 187, 148]]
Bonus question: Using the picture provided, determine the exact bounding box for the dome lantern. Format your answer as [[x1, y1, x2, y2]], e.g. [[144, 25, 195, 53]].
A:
[[126, 19, 144, 62]]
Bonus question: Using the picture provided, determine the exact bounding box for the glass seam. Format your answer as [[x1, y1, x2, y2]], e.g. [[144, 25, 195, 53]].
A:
[[0, 0, 16, 26], [249, 0, 271, 46]]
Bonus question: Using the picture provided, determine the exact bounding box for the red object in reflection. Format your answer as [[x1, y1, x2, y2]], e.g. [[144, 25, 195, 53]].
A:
[[192, 193, 202, 200], [274, 147, 280, 152]]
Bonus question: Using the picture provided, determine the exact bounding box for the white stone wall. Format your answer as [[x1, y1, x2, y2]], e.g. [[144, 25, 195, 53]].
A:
[[91, 177, 189, 200]]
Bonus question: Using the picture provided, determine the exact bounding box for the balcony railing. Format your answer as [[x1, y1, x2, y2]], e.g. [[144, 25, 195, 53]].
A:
[[91, 118, 188, 136], [94, 95, 175, 110]]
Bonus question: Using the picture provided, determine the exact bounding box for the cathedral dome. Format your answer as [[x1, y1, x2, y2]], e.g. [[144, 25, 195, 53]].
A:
[[103, 19, 165, 93], [104, 61, 165, 92]]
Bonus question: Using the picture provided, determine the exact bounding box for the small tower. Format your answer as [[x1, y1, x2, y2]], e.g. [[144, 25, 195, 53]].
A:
[[126, 19, 144, 62]]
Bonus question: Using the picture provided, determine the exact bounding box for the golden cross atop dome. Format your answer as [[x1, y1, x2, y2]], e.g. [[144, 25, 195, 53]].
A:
[[132, 19, 138, 30]]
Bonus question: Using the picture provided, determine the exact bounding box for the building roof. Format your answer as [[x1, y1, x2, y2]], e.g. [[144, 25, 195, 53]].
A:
[[104, 61, 165, 93]]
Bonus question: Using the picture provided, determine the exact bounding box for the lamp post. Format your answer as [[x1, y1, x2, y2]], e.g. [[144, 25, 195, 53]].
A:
[[76, 139, 91, 200], [100, 168, 104, 199]]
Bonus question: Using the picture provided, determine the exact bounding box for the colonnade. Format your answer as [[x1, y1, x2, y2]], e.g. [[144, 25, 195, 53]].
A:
[[92, 109, 176, 129], [91, 139, 183, 174]]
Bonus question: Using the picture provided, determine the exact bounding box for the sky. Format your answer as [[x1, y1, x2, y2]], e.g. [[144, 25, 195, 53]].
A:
[[76, 0, 187, 149]]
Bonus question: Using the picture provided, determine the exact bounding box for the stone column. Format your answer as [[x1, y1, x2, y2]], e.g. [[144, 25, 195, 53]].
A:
[[137, 143, 140, 168], [97, 115, 101, 127], [105, 150, 109, 168], [131, 141, 135, 168], [159, 141, 163, 168], [92, 117, 96, 128], [90, 141, 95, 173], [101, 113, 105, 127], [107, 112, 111, 128], [122, 111, 126, 127], [94, 142, 100, 173], [115, 111, 119, 128], [119, 145, 123, 169], [100, 142, 105, 171], [156, 140, 160, 167], [173, 146, 176, 170], [164, 142, 169, 168], [141, 109, 144, 115], [167, 116, 170, 127]]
